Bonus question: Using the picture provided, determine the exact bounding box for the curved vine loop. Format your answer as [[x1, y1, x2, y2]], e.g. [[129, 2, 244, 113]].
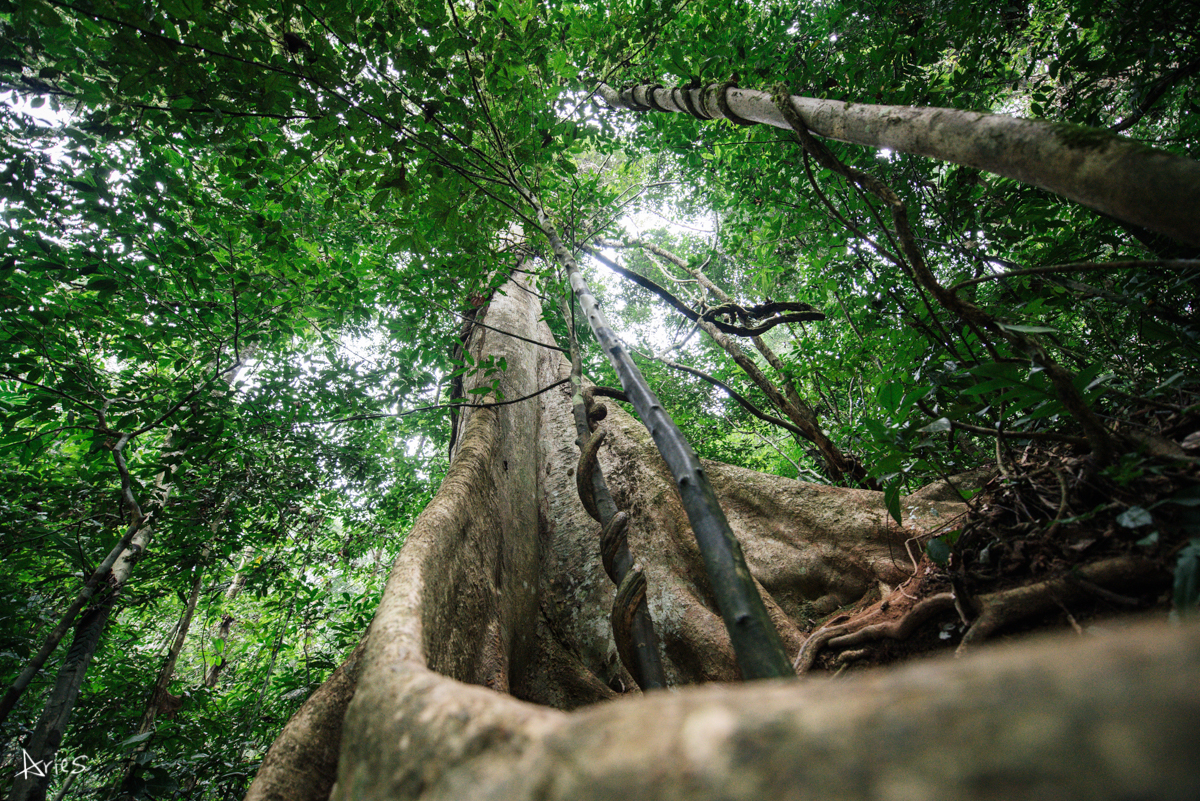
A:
[[611, 566, 649, 688], [573, 387, 662, 690]]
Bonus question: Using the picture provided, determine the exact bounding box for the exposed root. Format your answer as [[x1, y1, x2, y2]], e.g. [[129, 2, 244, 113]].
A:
[[832, 648, 872, 666], [826, 593, 956, 651], [956, 555, 1160, 654], [793, 609, 882, 674], [794, 555, 1165, 671]]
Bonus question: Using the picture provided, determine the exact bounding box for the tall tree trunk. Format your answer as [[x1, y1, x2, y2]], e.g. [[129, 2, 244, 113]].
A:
[[6, 462, 169, 801], [0, 523, 140, 729], [247, 267, 966, 800], [250, 262, 1198, 801], [0, 425, 185, 732]]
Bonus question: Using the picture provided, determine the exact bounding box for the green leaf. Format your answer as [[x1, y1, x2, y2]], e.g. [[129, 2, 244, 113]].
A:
[[926, 535, 951, 566], [86, 276, 120, 293], [1173, 539, 1200, 618], [1116, 506, 1153, 528], [884, 476, 903, 526], [1154, 487, 1200, 508], [119, 732, 155, 748], [877, 381, 903, 415]]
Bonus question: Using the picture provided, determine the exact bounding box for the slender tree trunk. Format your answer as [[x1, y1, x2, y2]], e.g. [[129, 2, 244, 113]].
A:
[[0, 523, 140, 729], [534, 200, 793, 679], [205, 557, 249, 689], [7, 596, 117, 801], [0, 408, 190, 731], [107, 562, 205, 800], [6, 462, 170, 801], [137, 562, 203, 734]]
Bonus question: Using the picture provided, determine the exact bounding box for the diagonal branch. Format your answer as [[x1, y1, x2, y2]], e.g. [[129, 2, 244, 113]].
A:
[[582, 246, 824, 336], [598, 82, 1200, 247]]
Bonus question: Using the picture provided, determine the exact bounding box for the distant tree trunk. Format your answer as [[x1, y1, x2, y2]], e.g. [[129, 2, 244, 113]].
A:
[[6, 431, 178, 801], [204, 558, 249, 689], [0, 424, 183, 734], [7, 349, 257, 800], [137, 562, 203, 734], [107, 560, 206, 800]]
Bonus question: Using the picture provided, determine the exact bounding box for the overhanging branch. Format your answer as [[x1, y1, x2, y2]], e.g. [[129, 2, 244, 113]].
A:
[[598, 82, 1200, 247]]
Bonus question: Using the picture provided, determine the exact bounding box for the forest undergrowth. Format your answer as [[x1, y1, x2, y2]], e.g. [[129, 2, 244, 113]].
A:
[[797, 388, 1200, 674]]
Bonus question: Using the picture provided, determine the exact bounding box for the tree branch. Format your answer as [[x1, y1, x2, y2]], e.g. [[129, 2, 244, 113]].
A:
[[583, 246, 824, 335], [313, 378, 572, 425], [599, 81, 1200, 247], [949, 259, 1200, 292]]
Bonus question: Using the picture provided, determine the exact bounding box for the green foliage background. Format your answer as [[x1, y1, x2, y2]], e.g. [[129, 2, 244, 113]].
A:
[[0, 0, 1197, 796]]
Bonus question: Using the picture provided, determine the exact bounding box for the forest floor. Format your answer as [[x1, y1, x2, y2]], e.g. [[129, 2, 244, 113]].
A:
[[798, 399, 1200, 675]]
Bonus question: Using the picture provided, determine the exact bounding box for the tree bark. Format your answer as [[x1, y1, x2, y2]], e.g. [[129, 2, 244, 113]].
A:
[[338, 619, 1199, 801], [533, 198, 793, 680], [249, 266, 1198, 801], [109, 560, 207, 799]]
